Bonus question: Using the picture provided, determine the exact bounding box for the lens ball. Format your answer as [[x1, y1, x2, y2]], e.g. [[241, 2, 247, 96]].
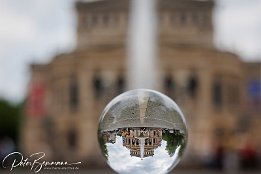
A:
[[98, 89, 188, 174]]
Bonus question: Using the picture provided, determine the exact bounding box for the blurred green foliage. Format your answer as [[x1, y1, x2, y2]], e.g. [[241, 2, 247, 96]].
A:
[[162, 131, 186, 157], [0, 99, 23, 142], [98, 133, 108, 160]]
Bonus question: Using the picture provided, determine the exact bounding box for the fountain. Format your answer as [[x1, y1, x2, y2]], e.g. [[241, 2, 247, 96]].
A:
[[127, 0, 158, 90]]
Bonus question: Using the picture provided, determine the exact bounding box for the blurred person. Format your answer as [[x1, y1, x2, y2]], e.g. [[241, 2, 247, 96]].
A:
[[239, 138, 258, 170], [203, 137, 225, 170], [213, 140, 224, 170], [223, 133, 239, 172], [0, 136, 15, 168]]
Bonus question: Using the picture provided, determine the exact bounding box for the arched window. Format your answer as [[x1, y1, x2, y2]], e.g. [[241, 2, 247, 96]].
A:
[[171, 14, 176, 25], [93, 73, 104, 98], [102, 14, 109, 26], [180, 13, 187, 25], [91, 14, 98, 26], [192, 14, 199, 25], [198, 12, 206, 26], [69, 75, 79, 112], [227, 84, 239, 106], [212, 79, 223, 109], [164, 74, 175, 97], [187, 75, 199, 98], [116, 75, 125, 94], [67, 128, 77, 149]]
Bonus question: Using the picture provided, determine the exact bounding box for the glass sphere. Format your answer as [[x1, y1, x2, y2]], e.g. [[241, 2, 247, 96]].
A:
[[98, 89, 187, 174]]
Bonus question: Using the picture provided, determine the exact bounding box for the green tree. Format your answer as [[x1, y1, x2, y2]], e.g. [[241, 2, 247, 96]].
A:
[[98, 132, 108, 160], [162, 131, 185, 157], [0, 99, 23, 143]]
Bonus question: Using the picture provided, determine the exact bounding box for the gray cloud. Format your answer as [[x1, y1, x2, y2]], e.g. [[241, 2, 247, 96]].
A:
[[106, 136, 179, 174], [0, 0, 76, 102], [214, 0, 261, 60], [0, 0, 260, 102]]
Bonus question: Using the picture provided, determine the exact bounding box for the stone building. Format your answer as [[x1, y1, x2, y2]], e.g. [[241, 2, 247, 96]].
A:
[[21, 0, 261, 167], [120, 128, 162, 159]]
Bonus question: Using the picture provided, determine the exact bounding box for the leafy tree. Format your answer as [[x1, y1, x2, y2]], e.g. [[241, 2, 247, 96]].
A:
[[0, 99, 23, 143], [162, 130, 186, 157], [98, 133, 108, 160]]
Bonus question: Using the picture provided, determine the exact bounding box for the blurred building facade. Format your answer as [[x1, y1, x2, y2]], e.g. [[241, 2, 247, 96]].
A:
[[21, 0, 261, 168]]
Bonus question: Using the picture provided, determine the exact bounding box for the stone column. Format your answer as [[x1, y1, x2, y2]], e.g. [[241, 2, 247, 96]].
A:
[[192, 67, 213, 157]]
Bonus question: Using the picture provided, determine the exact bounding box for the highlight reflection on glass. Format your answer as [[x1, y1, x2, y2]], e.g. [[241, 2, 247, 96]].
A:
[[98, 89, 187, 174]]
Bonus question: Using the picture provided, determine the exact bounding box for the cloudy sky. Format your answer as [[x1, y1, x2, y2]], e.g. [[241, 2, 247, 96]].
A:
[[0, 0, 260, 103], [106, 136, 179, 174]]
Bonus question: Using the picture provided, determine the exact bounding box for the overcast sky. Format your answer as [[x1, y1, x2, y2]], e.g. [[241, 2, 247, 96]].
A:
[[0, 0, 260, 103]]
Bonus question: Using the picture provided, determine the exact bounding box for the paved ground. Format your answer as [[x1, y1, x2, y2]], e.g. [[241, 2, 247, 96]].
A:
[[100, 92, 186, 132], [1, 169, 260, 174], [85, 169, 260, 174]]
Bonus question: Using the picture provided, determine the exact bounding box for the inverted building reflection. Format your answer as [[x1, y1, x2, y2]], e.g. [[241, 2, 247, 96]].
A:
[[99, 127, 186, 159]]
